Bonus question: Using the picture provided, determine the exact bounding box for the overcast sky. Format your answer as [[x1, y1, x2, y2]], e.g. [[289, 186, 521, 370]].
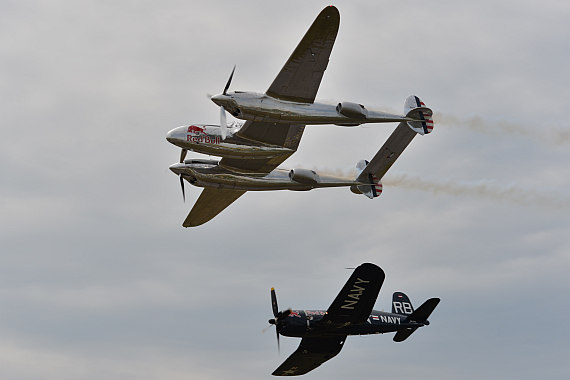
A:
[[1, 1, 569, 379]]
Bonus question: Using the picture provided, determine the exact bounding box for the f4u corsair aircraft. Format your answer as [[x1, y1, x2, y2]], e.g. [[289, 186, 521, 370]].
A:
[[268, 263, 440, 376], [166, 6, 434, 227]]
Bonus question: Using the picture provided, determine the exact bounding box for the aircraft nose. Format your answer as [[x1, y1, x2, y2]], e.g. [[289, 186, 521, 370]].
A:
[[166, 128, 175, 142], [166, 126, 185, 144], [210, 93, 227, 107], [169, 162, 186, 175]]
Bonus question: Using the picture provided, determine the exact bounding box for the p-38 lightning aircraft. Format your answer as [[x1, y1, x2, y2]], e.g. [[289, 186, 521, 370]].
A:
[[267, 263, 440, 376], [166, 6, 434, 227]]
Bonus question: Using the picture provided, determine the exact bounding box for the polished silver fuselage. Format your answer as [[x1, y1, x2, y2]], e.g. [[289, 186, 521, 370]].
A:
[[211, 92, 409, 125], [166, 124, 293, 159], [169, 160, 361, 192]]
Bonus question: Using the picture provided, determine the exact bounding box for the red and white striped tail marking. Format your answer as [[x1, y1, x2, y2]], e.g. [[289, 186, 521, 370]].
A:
[[404, 95, 434, 135], [371, 174, 382, 197], [417, 99, 434, 134], [421, 110, 434, 134]]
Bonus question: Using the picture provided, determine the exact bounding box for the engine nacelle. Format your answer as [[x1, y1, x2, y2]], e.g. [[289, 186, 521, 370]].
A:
[[289, 169, 320, 185], [336, 102, 368, 119]]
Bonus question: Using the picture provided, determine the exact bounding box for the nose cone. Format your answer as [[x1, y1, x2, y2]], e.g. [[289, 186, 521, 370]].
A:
[[166, 126, 186, 145], [211, 93, 230, 107], [169, 162, 186, 175]]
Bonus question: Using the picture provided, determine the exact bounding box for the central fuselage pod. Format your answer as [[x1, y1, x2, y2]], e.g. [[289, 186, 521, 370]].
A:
[[166, 124, 294, 159], [211, 92, 410, 125]]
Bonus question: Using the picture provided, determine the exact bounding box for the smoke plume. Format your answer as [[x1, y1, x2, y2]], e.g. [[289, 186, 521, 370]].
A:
[[435, 113, 570, 146], [384, 174, 570, 209]]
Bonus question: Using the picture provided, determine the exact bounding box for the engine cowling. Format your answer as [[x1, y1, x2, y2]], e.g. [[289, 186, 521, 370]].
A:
[[289, 169, 320, 185], [336, 102, 368, 119]]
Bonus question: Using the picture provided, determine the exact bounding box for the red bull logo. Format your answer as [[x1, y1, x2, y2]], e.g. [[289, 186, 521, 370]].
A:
[[187, 125, 205, 134], [186, 125, 221, 144]]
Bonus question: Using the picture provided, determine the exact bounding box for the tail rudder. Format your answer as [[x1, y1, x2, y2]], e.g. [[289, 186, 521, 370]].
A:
[[350, 160, 382, 199], [393, 297, 440, 343], [405, 95, 434, 135], [391, 292, 414, 315]]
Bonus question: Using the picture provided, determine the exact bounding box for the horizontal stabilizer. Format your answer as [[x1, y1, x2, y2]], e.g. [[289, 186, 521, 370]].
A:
[[355, 122, 416, 183], [355, 96, 433, 184], [392, 327, 417, 342], [406, 297, 440, 323], [393, 298, 440, 343]]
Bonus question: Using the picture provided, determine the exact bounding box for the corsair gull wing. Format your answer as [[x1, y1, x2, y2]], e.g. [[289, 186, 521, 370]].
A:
[[183, 188, 246, 227], [272, 335, 347, 376], [266, 6, 340, 103], [320, 263, 385, 325]]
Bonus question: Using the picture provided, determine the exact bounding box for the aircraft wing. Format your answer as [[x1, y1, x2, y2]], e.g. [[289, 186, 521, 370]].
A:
[[320, 263, 385, 326], [357, 121, 417, 182], [265, 6, 340, 104], [183, 188, 246, 227], [272, 335, 347, 376], [220, 121, 305, 174], [184, 121, 305, 226]]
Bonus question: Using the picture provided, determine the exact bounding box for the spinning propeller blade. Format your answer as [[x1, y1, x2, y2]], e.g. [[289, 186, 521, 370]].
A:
[[180, 149, 187, 163], [220, 106, 227, 140], [179, 175, 185, 202], [223, 65, 235, 95], [271, 287, 278, 318], [268, 288, 292, 354], [276, 326, 280, 353], [178, 149, 187, 202], [217, 65, 235, 140]]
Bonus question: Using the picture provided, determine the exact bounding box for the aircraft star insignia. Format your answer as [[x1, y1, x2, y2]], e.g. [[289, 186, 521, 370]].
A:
[[166, 5, 435, 227]]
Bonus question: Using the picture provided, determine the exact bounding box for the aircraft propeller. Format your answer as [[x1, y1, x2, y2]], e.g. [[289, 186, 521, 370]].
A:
[[178, 149, 188, 202], [179, 175, 185, 202], [220, 105, 227, 140], [216, 65, 235, 140], [222, 65, 235, 96], [267, 287, 292, 353]]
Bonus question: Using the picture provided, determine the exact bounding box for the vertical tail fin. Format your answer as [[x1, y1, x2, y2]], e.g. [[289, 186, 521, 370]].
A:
[[404, 95, 434, 135], [350, 160, 382, 199], [391, 292, 414, 315]]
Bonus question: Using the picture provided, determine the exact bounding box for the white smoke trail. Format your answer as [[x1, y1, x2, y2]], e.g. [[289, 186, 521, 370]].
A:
[[435, 113, 570, 146], [310, 167, 569, 208], [384, 174, 570, 209]]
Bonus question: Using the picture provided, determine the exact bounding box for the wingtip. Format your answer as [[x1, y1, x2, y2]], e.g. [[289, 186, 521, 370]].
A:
[[321, 5, 340, 20]]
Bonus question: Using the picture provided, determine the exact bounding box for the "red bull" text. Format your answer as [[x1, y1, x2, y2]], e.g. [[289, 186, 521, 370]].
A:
[[187, 134, 221, 144]]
